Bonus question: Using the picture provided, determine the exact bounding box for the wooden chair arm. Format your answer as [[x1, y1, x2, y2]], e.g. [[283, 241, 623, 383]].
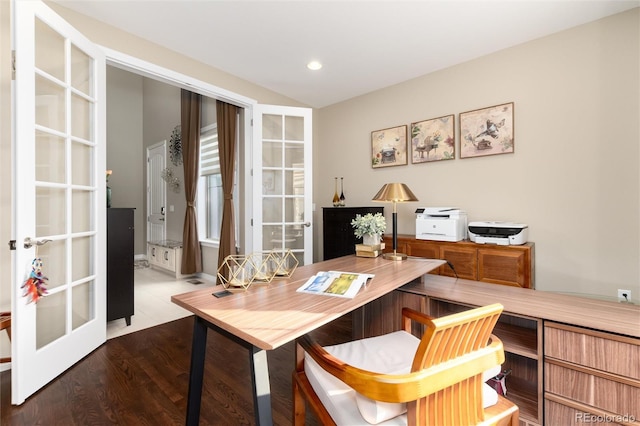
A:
[[401, 307, 435, 332], [297, 333, 505, 404]]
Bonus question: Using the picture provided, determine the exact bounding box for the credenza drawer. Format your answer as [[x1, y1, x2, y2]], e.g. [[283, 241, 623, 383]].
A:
[[545, 361, 640, 418], [545, 323, 640, 379], [544, 398, 636, 426]]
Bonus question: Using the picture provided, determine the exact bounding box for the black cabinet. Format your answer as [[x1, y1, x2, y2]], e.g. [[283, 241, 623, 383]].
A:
[[323, 207, 384, 260], [107, 208, 134, 325]]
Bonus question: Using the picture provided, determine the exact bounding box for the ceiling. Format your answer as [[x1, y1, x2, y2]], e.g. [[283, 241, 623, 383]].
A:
[[53, 0, 639, 108]]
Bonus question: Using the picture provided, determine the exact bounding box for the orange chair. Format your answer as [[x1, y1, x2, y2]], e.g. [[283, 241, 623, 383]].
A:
[[0, 311, 11, 363], [293, 303, 519, 426]]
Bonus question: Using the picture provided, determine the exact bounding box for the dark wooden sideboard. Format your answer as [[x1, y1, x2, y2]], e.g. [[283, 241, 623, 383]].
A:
[[106, 208, 134, 326], [323, 206, 384, 260], [383, 234, 534, 289]]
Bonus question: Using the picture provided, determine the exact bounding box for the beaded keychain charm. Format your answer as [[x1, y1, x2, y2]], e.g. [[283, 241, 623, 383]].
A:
[[21, 256, 48, 304]]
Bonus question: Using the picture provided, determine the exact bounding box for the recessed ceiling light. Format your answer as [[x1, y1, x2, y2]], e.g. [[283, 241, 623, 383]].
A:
[[307, 61, 323, 71]]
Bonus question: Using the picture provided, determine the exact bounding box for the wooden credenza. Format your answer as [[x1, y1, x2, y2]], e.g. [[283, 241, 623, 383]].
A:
[[383, 234, 534, 288], [355, 275, 640, 426], [544, 322, 639, 425]]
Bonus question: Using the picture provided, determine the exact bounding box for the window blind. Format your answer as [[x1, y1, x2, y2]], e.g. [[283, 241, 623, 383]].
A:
[[200, 124, 219, 176]]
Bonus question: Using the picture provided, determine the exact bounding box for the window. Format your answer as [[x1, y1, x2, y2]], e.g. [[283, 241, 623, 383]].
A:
[[197, 122, 239, 246], [199, 124, 221, 242]]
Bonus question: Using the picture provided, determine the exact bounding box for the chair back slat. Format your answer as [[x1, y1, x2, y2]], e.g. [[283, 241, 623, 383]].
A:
[[409, 303, 503, 426]]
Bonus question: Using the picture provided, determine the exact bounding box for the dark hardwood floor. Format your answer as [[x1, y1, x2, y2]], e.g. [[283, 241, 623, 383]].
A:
[[1, 313, 352, 425]]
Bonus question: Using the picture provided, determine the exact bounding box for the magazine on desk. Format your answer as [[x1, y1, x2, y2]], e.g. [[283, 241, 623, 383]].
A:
[[296, 271, 374, 298]]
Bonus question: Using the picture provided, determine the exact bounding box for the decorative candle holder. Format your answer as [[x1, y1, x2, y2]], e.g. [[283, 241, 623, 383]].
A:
[[248, 251, 278, 284], [271, 249, 299, 278], [217, 255, 257, 291]]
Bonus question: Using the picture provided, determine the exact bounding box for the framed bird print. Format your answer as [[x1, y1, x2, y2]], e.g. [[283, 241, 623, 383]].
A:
[[371, 125, 408, 168], [460, 102, 514, 158], [410, 114, 455, 163]]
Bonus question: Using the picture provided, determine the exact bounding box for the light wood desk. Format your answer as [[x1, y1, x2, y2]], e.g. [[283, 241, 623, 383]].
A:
[[171, 255, 444, 425]]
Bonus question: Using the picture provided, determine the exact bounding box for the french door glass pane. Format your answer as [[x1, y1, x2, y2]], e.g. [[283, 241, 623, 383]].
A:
[[37, 240, 66, 291], [71, 141, 92, 186], [71, 93, 91, 140], [284, 143, 303, 167], [36, 187, 66, 237], [262, 141, 282, 167], [284, 115, 304, 141], [36, 291, 66, 349], [262, 114, 282, 140], [70, 44, 91, 96], [262, 198, 281, 223], [71, 236, 92, 281], [72, 190, 91, 233], [35, 75, 65, 132], [35, 130, 65, 183], [284, 225, 304, 249], [72, 281, 93, 329], [35, 18, 65, 81]]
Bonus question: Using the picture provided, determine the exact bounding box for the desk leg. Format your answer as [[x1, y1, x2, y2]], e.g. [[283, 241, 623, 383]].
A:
[[186, 316, 208, 426], [249, 346, 273, 425]]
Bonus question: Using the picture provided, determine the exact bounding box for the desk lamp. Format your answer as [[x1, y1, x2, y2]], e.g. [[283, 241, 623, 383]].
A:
[[372, 183, 418, 260]]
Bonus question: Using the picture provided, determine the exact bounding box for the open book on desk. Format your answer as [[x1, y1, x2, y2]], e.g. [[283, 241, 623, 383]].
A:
[[296, 271, 374, 299]]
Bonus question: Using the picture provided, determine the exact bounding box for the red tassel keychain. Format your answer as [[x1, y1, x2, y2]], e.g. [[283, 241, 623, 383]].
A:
[[21, 257, 48, 303]]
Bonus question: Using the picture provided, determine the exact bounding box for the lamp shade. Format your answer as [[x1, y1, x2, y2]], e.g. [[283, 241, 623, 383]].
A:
[[372, 183, 418, 203]]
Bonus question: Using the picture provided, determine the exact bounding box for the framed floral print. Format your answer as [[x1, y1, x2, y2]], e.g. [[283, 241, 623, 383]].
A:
[[371, 125, 408, 168], [460, 102, 514, 159], [410, 114, 455, 163]]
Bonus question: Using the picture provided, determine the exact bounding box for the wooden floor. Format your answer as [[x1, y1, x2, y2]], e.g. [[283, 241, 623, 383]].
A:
[[1, 313, 352, 425]]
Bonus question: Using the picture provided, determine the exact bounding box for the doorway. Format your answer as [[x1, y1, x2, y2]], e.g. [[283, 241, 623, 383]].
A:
[[146, 141, 167, 244]]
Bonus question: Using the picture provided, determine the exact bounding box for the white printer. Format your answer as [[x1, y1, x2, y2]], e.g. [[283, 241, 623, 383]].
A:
[[468, 222, 528, 245], [415, 207, 467, 242]]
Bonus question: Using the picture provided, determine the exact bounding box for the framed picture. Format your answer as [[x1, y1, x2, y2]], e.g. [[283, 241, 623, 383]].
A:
[[371, 125, 408, 168], [460, 102, 514, 159], [410, 114, 455, 163]]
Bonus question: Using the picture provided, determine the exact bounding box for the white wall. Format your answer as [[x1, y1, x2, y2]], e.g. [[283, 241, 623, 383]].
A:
[[106, 67, 146, 254], [141, 78, 183, 244], [314, 8, 639, 300]]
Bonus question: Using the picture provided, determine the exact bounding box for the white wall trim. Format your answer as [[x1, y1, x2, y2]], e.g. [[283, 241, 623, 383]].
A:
[[101, 46, 257, 109], [101, 45, 257, 256]]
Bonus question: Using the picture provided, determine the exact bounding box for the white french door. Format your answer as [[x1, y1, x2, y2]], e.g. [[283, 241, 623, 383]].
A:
[[253, 105, 313, 265], [12, 0, 106, 404], [146, 141, 166, 243]]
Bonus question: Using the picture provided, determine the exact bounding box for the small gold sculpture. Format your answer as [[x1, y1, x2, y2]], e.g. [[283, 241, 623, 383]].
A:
[[217, 249, 299, 290]]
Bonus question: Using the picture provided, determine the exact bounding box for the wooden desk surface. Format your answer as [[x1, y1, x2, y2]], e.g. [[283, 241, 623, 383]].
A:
[[171, 255, 444, 350], [402, 275, 640, 338]]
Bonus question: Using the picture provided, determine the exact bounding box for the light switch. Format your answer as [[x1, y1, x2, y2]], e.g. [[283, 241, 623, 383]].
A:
[[169, 205, 175, 212]]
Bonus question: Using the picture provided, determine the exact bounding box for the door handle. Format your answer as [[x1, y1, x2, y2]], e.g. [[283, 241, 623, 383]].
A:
[[303, 222, 311, 227], [24, 237, 52, 249], [161, 206, 165, 215]]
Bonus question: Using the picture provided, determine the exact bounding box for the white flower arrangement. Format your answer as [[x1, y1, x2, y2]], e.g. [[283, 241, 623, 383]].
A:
[[351, 212, 386, 238]]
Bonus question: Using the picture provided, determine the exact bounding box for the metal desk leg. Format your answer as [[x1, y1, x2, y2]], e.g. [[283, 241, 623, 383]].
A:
[[186, 316, 208, 426], [249, 346, 273, 425]]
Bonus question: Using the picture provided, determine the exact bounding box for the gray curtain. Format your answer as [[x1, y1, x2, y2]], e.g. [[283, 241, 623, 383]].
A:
[[180, 89, 202, 274], [216, 100, 239, 272]]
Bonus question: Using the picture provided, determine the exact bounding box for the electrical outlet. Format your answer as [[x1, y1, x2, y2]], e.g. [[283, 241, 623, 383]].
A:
[[617, 289, 631, 303]]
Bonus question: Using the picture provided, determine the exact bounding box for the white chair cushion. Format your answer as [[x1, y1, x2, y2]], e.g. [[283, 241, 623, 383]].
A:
[[304, 330, 501, 425]]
